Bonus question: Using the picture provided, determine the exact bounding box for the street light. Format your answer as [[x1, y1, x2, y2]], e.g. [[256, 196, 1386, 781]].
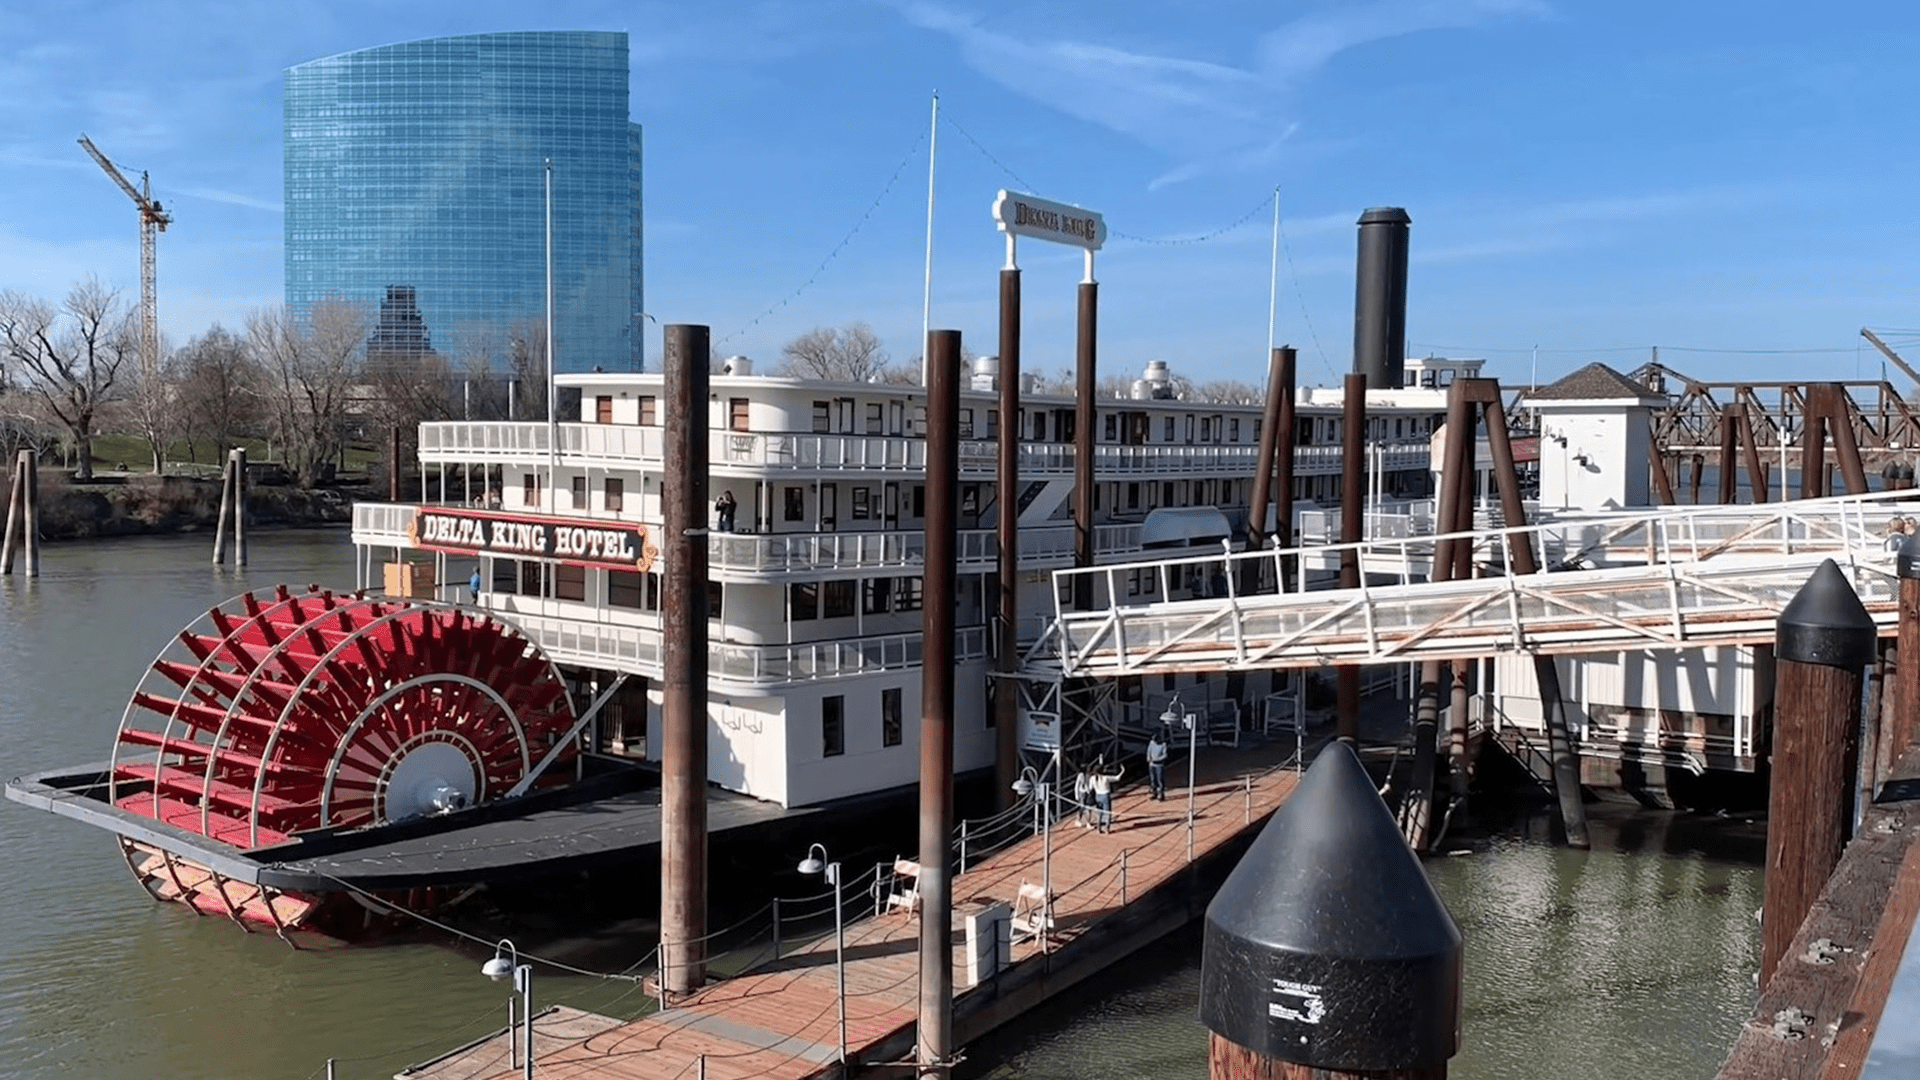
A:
[[1011, 765, 1052, 953], [797, 842, 848, 1073], [481, 939, 534, 1080], [1161, 696, 1200, 863]]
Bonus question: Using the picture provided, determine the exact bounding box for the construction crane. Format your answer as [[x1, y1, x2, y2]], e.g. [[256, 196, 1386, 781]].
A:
[[1861, 328, 1920, 391], [77, 134, 171, 374]]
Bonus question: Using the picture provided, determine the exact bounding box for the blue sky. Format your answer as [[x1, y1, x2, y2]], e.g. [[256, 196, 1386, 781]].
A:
[[1, 0, 1915, 389]]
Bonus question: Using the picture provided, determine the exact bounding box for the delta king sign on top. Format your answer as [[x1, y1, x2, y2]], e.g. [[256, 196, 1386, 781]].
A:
[[992, 190, 1106, 251]]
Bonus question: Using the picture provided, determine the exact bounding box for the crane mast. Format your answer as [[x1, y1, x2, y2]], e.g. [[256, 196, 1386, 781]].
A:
[[77, 135, 170, 377]]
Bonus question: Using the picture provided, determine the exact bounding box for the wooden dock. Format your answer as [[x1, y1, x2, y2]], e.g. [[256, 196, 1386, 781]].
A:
[[402, 742, 1305, 1080]]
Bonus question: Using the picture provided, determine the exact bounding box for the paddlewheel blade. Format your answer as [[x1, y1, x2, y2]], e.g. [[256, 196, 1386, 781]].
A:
[[107, 587, 577, 933]]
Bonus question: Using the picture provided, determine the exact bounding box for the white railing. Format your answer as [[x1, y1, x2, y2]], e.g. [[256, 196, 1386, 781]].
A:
[[497, 608, 987, 688], [353, 503, 1143, 575], [1034, 491, 1920, 676], [416, 422, 1430, 478]]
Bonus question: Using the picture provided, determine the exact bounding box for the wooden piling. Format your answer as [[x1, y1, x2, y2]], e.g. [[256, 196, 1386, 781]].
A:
[[1, 452, 23, 575], [1759, 559, 1876, 988], [1477, 384, 1589, 850], [994, 266, 1022, 808], [1717, 407, 1738, 505], [22, 452, 37, 577], [1828, 387, 1869, 494], [919, 329, 962, 1080], [1071, 281, 1096, 612], [232, 447, 248, 567], [1336, 373, 1366, 743], [1651, 448, 1677, 505], [1275, 348, 1299, 591], [388, 424, 402, 502], [1800, 387, 1830, 499], [1894, 537, 1920, 761], [212, 452, 235, 565], [1689, 453, 1705, 504], [660, 323, 711, 999], [1403, 383, 1471, 849], [1735, 403, 1769, 503], [1245, 347, 1289, 591]]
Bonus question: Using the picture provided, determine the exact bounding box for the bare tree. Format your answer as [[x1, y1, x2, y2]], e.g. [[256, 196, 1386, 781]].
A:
[[119, 330, 180, 473], [777, 322, 892, 382], [1191, 379, 1261, 404], [363, 348, 457, 488], [0, 278, 135, 480], [507, 318, 550, 420], [248, 299, 367, 488], [176, 324, 259, 465]]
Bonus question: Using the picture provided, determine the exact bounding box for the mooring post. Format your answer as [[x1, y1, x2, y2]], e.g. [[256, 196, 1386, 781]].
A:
[[1801, 386, 1831, 499], [1246, 347, 1288, 591], [1759, 558, 1875, 988], [1274, 347, 1299, 592], [1478, 383, 1590, 849], [918, 328, 961, 1080], [1201, 742, 1461, 1080], [1071, 271, 1096, 612], [1336, 372, 1367, 743], [994, 259, 1022, 809], [22, 450, 37, 578], [661, 323, 711, 999], [1735, 403, 1770, 503], [232, 446, 248, 567], [1893, 536, 1920, 764], [1717, 407, 1739, 505], [1, 451, 23, 575], [212, 450, 234, 565], [388, 423, 402, 502]]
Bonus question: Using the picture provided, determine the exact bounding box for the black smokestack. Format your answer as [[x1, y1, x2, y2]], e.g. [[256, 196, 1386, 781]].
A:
[[1353, 207, 1411, 388]]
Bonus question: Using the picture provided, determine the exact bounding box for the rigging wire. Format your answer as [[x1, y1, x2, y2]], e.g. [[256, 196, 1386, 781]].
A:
[[717, 126, 927, 346]]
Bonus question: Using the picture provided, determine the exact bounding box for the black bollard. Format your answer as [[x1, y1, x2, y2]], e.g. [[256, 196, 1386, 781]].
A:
[[1201, 742, 1461, 1079], [1759, 558, 1876, 988]]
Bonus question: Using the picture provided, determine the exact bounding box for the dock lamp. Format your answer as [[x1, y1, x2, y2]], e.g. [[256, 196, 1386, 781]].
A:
[[482, 938, 534, 1080], [797, 842, 848, 1073], [1161, 696, 1200, 862], [1012, 766, 1052, 953]]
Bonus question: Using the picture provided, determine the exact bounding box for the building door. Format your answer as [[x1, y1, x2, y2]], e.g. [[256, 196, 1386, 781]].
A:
[[821, 483, 838, 531], [884, 481, 900, 525]]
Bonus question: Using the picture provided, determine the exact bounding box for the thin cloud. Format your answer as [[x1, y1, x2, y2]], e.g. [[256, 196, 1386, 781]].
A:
[[906, 0, 1548, 188], [173, 186, 283, 213]]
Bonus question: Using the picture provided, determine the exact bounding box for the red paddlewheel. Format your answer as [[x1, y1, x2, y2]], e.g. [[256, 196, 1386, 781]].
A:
[[109, 585, 576, 851]]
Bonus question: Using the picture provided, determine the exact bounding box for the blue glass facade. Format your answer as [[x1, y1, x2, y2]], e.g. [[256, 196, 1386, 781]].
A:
[[286, 31, 641, 372]]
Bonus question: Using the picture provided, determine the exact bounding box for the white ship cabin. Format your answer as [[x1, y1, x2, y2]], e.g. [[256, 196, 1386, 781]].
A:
[[352, 357, 1467, 809]]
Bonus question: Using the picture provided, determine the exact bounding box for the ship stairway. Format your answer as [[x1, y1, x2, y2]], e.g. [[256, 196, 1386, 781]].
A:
[[1022, 491, 1920, 679]]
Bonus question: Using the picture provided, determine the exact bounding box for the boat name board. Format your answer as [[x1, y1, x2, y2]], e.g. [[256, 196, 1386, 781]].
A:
[[992, 189, 1106, 251], [409, 508, 657, 571]]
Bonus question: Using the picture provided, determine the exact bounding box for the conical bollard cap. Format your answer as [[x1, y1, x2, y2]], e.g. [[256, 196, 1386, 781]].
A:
[[1199, 742, 1461, 1071], [1775, 558, 1876, 668]]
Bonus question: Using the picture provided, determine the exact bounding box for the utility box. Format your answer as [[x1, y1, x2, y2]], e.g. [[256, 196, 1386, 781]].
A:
[[964, 902, 1012, 987], [382, 561, 435, 599]]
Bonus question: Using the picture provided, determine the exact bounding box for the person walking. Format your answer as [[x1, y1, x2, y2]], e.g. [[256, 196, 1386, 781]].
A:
[[1146, 729, 1169, 801], [1089, 756, 1123, 834], [715, 489, 738, 532]]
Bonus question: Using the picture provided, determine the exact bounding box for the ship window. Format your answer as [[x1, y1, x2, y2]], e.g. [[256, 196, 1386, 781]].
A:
[[1162, 482, 1175, 506], [812, 400, 830, 433], [895, 577, 924, 611], [1143, 569, 1157, 595], [639, 396, 656, 425], [986, 409, 998, 438], [596, 396, 613, 424], [961, 485, 978, 516], [790, 582, 818, 621], [554, 564, 586, 602], [519, 560, 544, 596], [863, 578, 891, 614], [1229, 418, 1240, 442], [785, 487, 805, 521], [822, 696, 845, 758], [492, 559, 520, 595], [1104, 414, 1117, 440], [605, 478, 624, 512], [730, 398, 750, 431], [571, 476, 586, 510], [866, 403, 883, 434], [1164, 416, 1175, 441], [523, 474, 539, 506], [1032, 412, 1046, 440], [1184, 415, 1195, 443], [709, 580, 724, 620], [959, 409, 974, 439], [1252, 419, 1261, 445], [1127, 483, 1140, 509], [852, 488, 870, 519], [608, 570, 643, 609], [882, 688, 902, 747], [1200, 417, 1212, 441], [823, 580, 855, 618], [912, 486, 925, 517]]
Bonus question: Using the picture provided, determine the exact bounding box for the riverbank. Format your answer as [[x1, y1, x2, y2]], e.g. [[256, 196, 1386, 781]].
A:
[[22, 472, 356, 539]]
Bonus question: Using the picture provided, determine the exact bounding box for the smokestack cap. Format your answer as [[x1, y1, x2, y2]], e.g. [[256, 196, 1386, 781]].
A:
[[1357, 207, 1411, 226]]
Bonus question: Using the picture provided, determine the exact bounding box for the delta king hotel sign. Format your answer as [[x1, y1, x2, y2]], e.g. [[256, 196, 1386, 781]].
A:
[[409, 508, 658, 572], [992, 190, 1106, 250]]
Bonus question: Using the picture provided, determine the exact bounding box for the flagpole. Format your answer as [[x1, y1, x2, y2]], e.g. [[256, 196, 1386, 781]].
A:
[[545, 157, 557, 513], [921, 91, 939, 387]]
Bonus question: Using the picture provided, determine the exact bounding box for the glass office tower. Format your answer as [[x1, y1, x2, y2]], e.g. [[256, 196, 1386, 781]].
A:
[[286, 31, 642, 373]]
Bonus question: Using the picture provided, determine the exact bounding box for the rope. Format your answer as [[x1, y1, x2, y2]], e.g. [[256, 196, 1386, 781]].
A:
[[1277, 202, 1337, 382]]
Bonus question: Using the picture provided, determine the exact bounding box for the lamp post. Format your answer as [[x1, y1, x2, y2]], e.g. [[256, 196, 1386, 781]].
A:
[[1012, 765, 1052, 952], [1161, 696, 1199, 862], [482, 939, 534, 1080], [798, 842, 848, 1073]]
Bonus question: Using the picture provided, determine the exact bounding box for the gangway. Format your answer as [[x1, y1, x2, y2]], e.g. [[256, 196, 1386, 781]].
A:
[[1027, 491, 1920, 679]]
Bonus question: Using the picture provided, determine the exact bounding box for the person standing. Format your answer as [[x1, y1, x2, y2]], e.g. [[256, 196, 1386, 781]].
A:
[[1089, 756, 1123, 834], [715, 489, 738, 532], [1073, 765, 1093, 829], [469, 566, 482, 603], [1146, 729, 1169, 801]]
